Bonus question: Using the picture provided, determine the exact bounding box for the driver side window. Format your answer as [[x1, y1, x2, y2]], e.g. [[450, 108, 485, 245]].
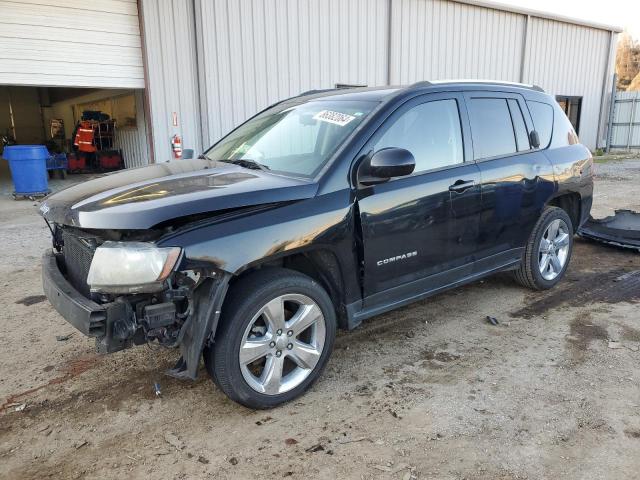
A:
[[374, 99, 464, 173]]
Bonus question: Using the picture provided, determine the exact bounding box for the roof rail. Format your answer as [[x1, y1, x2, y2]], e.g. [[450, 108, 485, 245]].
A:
[[407, 79, 546, 93]]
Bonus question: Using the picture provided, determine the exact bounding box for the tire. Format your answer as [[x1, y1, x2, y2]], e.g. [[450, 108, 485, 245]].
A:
[[514, 206, 574, 290], [204, 268, 336, 409]]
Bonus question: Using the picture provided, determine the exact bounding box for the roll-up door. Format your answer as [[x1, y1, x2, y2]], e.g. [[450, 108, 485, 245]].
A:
[[0, 0, 144, 88]]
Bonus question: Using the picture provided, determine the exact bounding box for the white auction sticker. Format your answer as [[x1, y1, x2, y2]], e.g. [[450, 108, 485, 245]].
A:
[[312, 110, 356, 126]]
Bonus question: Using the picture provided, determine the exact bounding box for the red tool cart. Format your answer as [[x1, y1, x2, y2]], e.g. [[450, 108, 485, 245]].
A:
[[72, 113, 124, 172]]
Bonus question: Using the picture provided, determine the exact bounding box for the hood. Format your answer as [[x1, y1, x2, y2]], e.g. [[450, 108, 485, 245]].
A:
[[40, 159, 318, 230]]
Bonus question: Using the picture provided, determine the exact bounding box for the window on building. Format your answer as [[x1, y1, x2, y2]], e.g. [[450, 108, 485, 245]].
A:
[[526, 101, 554, 148], [467, 98, 517, 160], [507, 99, 530, 151], [555, 96, 582, 134], [373, 99, 464, 173]]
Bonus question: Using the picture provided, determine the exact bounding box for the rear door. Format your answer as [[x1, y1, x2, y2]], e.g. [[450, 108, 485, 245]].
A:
[[356, 93, 482, 300], [463, 91, 555, 270]]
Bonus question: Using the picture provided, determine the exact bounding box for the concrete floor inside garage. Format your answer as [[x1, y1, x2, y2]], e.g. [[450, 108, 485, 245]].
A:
[[0, 154, 639, 480]]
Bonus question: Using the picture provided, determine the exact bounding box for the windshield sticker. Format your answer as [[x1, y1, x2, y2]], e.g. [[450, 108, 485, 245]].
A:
[[313, 110, 356, 126]]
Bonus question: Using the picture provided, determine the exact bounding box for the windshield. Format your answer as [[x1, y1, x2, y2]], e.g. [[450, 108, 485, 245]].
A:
[[203, 99, 377, 177]]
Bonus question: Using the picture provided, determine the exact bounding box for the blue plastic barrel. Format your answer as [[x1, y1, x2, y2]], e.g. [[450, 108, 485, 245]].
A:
[[2, 145, 50, 196]]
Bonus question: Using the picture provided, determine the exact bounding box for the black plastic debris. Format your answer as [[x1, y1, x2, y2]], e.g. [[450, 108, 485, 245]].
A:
[[486, 316, 499, 326], [578, 210, 640, 252]]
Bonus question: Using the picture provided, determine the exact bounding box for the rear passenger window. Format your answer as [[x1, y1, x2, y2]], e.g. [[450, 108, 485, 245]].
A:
[[467, 98, 517, 160], [507, 99, 530, 151], [526, 101, 554, 148], [374, 99, 463, 173]]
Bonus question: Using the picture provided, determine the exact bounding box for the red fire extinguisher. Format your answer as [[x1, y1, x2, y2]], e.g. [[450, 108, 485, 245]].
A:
[[171, 134, 183, 159]]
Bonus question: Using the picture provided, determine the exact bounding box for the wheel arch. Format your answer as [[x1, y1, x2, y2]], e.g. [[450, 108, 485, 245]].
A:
[[546, 192, 581, 231], [229, 248, 350, 329]]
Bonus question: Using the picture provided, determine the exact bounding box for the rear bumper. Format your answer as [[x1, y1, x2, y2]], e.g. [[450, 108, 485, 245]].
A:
[[42, 249, 133, 353]]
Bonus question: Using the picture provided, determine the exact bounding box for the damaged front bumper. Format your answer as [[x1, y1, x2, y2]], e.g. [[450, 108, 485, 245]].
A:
[[578, 210, 640, 252], [42, 249, 133, 352], [42, 248, 231, 378]]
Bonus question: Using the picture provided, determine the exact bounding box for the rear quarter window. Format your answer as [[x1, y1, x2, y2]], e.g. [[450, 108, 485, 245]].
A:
[[550, 101, 580, 148], [526, 101, 554, 148]]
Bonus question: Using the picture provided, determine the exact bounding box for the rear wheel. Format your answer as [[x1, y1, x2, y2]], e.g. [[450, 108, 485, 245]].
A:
[[514, 206, 573, 290], [204, 268, 336, 409]]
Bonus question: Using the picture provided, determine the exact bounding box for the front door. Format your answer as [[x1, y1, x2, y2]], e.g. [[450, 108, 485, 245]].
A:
[[356, 93, 482, 301]]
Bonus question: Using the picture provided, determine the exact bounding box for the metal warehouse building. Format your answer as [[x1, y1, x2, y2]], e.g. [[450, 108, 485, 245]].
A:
[[0, 0, 622, 173]]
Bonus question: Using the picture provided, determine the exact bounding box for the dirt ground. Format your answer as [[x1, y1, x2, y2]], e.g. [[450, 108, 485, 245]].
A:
[[1, 156, 640, 480]]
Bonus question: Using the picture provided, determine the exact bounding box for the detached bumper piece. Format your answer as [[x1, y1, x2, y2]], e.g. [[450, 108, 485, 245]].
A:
[[578, 210, 640, 252], [42, 249, 133, 353]]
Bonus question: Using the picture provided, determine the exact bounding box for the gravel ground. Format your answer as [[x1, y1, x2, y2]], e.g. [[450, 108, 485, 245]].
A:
[[1, 158, 639, 480]]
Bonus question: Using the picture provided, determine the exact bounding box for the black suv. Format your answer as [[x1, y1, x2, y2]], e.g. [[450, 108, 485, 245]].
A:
[[41, 81, 593, 408]]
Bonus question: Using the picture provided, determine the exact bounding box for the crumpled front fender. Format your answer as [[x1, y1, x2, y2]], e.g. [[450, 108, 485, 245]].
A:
[[167, 273, 231, 380]]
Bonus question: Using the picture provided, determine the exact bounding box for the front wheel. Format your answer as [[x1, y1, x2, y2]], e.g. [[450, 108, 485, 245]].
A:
[[514, 206, 573, 290], [204, 268, 336, 409]]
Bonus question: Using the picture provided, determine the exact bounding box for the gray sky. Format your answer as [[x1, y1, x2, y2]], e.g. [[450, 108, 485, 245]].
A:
[[497, 0, 639, 38]]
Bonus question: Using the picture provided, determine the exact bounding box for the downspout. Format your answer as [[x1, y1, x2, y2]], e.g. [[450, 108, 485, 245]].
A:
[[191, 0, 204, 153], [137, 0, 156, 164], [519, 15, 530, 83], [386, 0, 393, 85], [597, 30, 617, 150]]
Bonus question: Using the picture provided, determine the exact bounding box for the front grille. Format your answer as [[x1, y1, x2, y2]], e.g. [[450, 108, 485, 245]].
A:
[[61, 230, 97, 297]]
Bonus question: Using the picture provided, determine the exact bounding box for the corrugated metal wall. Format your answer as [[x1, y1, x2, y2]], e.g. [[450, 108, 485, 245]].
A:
[[522, 17, 612, 150], [141, 0, 616, 158], [0, 0, 144, 88], [389, 0, 525, 83], [114, 91, 150, 168], [195, 0, 389, 145], [139, 0, 202, 162], [609, 91, 640, 150]]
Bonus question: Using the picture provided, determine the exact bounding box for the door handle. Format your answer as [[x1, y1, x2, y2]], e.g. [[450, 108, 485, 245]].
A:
[[448, 179, 475, 193]]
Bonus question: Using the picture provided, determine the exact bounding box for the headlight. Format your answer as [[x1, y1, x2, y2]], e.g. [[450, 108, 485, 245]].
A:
[[87, 242, 181, 294]]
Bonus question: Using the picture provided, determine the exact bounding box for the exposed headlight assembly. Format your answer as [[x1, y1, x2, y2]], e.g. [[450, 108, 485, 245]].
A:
[[87, 241, 181, 294]]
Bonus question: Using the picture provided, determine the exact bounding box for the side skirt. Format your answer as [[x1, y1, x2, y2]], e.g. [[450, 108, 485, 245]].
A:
[[346, 248, 523, 329]]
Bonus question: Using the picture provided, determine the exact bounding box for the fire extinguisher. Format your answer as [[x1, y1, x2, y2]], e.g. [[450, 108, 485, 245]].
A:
[[171, 134, 182, 159]]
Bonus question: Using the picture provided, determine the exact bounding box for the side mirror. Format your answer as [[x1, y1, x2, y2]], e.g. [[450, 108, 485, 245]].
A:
[[529, 130, 541, 149], [358, 148, 416, 186]]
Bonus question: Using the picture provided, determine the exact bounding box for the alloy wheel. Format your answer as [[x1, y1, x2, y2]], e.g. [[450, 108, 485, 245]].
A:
[[239, 294, 326, 395], [538, 218, 570, 281]]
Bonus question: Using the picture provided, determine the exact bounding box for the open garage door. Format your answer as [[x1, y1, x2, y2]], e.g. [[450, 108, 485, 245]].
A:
[[0, 0, 144, 89]]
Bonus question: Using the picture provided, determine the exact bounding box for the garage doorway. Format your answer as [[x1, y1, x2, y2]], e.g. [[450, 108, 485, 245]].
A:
[[0, 86, 149, 185]]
